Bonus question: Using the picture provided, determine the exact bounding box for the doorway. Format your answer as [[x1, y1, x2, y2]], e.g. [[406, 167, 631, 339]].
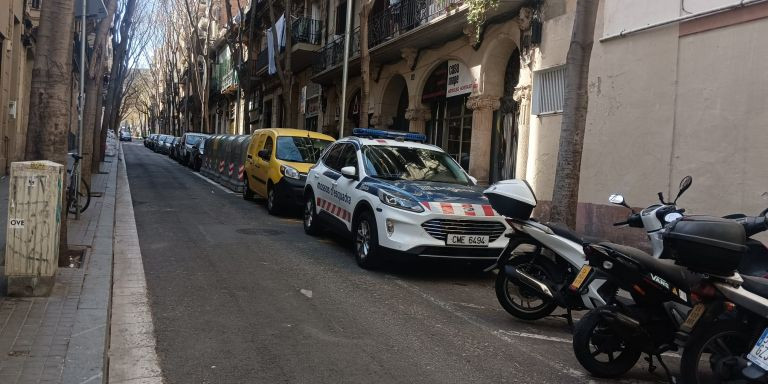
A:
[[422, 61, 473, 171], [490, 48, 520, 182]]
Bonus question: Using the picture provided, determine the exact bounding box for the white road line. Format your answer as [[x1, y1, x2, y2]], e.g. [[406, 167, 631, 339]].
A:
[[191, 171, 234, 194], [388, 277, 586, 378]]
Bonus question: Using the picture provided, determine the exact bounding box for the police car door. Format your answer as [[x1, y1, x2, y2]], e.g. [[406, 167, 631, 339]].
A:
[[316, 143, 356, 229]]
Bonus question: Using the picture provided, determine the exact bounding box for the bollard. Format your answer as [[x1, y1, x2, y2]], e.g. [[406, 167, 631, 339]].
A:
[[5, 161, 65, 296]]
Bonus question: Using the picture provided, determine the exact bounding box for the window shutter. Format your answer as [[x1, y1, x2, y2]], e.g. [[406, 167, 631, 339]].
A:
[[532, 66, 566, 115]]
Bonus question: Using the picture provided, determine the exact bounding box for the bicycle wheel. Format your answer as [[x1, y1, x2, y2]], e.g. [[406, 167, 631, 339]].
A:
[[68, 179, 91, 214]]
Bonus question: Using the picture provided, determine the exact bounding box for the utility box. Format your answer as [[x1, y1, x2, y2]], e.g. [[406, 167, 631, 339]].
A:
[[5, 161, 65, 296]]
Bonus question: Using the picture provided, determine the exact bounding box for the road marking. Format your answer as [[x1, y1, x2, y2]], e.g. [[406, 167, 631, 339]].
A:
[[190, 171, 234, 194], [389, 277, 586, 378], [300, 289, 313, 298]]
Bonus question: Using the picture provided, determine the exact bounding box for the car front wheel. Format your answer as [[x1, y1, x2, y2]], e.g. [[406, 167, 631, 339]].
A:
[[303, 192, 322, 236], [353, 211, 382, 269]]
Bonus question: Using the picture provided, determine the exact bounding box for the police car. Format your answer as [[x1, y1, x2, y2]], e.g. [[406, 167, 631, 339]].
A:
[[303, 128, 510, 269]]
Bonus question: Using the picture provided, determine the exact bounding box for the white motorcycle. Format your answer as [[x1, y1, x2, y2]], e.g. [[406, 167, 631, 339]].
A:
[[482, 176, 692, 323]]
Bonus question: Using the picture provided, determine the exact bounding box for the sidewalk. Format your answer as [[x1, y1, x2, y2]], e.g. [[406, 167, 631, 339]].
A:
[[0, 156, 117, 383]]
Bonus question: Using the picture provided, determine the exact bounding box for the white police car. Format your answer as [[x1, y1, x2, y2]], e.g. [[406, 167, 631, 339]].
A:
[[303, 128, 510, 269]]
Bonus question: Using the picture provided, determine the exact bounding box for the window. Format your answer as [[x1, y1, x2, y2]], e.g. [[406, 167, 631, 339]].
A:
[[336, 2, 347, 34], [337, 144, 358, 170], [322, 143, 345, 170], [532, 65, 565, 115], [275, 136, 332, 163], [362, 145, 471, 185], [262, 136, 274, 157]]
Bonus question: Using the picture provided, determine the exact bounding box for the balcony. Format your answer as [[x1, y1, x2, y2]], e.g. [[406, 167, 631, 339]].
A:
[[221, 69, 238, 94], [312, 0, 525, 83], [255, 17, 323, 75], [313, 27, 360, 74]]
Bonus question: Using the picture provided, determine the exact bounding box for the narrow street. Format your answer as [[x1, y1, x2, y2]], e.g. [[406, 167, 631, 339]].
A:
[[123, 143, 669, 384]]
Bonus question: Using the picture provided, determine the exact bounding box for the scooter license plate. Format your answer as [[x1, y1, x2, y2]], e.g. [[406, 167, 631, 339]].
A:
[[680, 303, 706, 332], [748, 328, 768, 371], [569, 265, 591, 291]]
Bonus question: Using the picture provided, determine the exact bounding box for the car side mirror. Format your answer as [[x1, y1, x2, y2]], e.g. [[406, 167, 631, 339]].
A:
[[341, 166, 357, 179], [258, 149, 270, 161]]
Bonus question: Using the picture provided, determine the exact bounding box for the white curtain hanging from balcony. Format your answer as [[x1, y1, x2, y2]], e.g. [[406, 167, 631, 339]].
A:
[[267, 14, 286, 75]]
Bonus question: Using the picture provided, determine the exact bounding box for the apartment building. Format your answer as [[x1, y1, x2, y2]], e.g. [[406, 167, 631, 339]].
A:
[[0, 0, 37, 175], [526, 0, 768, 243]]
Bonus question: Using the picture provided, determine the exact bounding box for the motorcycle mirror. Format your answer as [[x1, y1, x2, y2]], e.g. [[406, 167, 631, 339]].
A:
[[673, 175, 693, 203], [609, 194, 632, 210]]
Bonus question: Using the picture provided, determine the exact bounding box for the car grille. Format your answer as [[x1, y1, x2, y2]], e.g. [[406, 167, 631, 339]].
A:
[[421, 219, 507, 242]]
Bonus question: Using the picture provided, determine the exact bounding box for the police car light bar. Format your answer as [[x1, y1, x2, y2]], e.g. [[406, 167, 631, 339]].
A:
[[351, 128, 427, 143]]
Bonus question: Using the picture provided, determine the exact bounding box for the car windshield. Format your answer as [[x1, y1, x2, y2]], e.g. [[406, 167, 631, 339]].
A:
[[275, 136, 332, 163], [362, 145, 471, 185], [186, 136, 202, 146]]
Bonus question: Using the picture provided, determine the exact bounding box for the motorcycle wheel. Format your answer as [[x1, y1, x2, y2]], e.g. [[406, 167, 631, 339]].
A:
[[572, 308, 642, 378], [494, 254, 558, 320], [680, 320, 751, 384]]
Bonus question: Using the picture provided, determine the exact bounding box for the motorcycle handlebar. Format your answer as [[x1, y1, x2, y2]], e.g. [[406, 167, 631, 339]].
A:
[[614, 213, 644, 228], [734, 215, 768, 238]]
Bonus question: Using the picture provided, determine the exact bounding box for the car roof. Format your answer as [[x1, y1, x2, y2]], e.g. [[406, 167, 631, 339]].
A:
[[338, 136, 442, 151], [252, 128, 335, 141]]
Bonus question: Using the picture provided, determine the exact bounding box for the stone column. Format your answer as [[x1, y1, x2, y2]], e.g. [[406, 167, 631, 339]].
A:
[[466, 94, 500, 185], [513, 84, 532, 180], [405, 107, 431, 134]]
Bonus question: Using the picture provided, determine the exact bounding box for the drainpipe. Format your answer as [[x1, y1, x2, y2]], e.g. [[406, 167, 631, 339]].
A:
[[600, 0, 765, 42]]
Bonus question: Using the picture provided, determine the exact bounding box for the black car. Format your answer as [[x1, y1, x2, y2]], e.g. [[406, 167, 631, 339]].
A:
[[157, 135, 173, 154], [191, 138, 206, 171], [180, 133, 210, 166], [169, 137, 182, 160]]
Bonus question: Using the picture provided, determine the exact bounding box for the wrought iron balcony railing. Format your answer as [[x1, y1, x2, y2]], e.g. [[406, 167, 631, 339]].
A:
[[292, 17, 322, 45], [313, 27, 360, 73], [369, 0, 463, 47]]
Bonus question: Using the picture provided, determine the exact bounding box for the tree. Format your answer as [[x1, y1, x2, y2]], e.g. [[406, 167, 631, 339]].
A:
[[179, 0, 214, 133], [265, 0, 295, 128], [359, 0, 373, 129], [548, 0, 599, 228], [24, 0, 76, 258], [83, 0, 117, 184]]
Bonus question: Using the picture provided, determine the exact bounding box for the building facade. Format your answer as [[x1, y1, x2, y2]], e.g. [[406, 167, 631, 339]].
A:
[[0, 0, 37, 175]]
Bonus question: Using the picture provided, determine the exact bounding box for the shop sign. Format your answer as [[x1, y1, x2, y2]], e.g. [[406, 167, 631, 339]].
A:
[[446, 60, 477, 98]]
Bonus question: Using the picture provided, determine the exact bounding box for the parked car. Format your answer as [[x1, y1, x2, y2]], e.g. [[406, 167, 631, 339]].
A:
[[119, 130, 132, 142], [157, 135, 173, 154], [303, 128, 509, 269], [169, 137, 182, 160], [180, 133, 210, 166], [144, 134, 153, 148], [191, 138, 206, 171], [242, 128, 334, 213]]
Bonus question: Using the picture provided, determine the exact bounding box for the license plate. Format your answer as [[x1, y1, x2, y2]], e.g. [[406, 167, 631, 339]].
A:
[[569, 265, 592, 291], [748, 328, 768, 371], [446, 234, 489, 247], [680, 303, 706, 332]]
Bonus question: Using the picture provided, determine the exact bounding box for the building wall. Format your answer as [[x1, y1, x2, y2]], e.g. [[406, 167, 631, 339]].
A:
[[0, 0, 32, 175], [532, 0, 768, 245]]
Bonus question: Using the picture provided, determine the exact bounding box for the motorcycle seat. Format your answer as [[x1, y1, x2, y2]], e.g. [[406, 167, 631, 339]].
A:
[[545, 222, 604, 245], [742, 275, 768, 298], [598, 242, 698, 290]]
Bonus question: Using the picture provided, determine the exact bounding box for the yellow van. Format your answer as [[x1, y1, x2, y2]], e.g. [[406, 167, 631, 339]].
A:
[[243, 128, 335, 214]]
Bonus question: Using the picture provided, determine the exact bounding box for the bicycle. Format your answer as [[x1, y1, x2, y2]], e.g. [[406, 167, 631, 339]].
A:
[[66, 152, 91, 215]]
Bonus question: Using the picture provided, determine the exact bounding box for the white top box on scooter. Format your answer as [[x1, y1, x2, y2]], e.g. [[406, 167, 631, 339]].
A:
[[484, 180, 537, 220]]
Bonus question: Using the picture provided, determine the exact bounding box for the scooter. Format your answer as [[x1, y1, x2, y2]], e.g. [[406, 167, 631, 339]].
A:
[[482, 176, 692, 323], [571, 210, 768, 380]]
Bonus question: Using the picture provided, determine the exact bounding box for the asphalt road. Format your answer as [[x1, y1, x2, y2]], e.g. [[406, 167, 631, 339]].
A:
[[123, 142, 671, 384]]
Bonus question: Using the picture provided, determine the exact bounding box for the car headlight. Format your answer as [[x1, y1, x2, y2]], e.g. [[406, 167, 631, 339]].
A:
[[281, 165, 300, 180], [378, 190, 424, 213]]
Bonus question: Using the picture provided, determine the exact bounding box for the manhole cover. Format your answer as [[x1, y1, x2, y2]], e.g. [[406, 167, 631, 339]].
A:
[[236, 228, 285, 236]]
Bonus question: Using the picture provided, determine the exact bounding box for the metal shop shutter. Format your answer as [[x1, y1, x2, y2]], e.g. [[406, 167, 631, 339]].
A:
[[532, 65, 566, 115]]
